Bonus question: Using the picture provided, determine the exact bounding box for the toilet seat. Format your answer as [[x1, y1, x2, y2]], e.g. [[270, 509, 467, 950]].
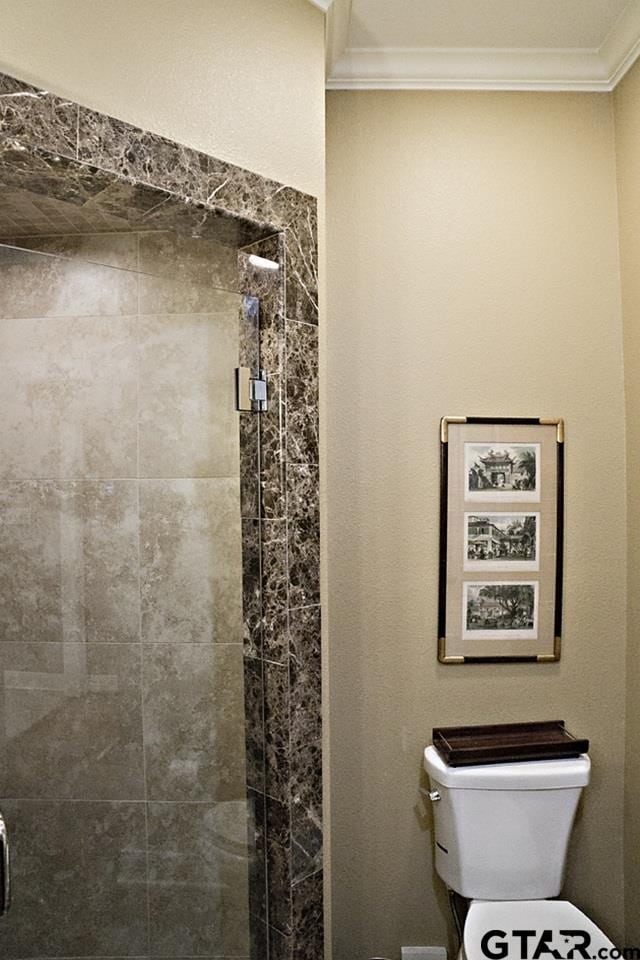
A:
[[464, 900, 615, 960]]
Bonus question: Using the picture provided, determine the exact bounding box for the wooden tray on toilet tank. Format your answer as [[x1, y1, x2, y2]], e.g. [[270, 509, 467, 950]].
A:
[[432, 720, 589, 767]]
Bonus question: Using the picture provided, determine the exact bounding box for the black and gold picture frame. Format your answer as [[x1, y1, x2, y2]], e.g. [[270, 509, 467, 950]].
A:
[[438, 417, 565, 664]]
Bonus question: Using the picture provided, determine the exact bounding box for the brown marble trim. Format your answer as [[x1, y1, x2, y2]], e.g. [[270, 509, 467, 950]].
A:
[[239, 229, 322, 959]]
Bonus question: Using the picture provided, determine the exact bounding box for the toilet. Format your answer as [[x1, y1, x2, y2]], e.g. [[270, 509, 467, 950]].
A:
[[424, 746, 615, 959]]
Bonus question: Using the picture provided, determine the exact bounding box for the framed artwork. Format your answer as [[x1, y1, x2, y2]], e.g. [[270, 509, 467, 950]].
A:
[[438, 417, 564, 664]]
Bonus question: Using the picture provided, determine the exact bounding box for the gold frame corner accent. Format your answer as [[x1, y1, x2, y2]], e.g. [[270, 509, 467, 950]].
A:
[[537, 638, 561, 663], [539, 417, 565, 443], [438, 637, 465, 664], [440, 416, 467, 444]]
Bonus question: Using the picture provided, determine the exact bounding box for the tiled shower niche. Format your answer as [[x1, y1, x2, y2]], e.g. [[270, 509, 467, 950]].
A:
[[0, 73, 321, 960]]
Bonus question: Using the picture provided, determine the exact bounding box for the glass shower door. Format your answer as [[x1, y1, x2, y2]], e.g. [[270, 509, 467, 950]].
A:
[[0, 233, 251, 959]]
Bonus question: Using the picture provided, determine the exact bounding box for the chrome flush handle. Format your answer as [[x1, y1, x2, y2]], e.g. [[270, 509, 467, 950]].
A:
[[0, 812, 11, 916], [419, 787, 442, 802]]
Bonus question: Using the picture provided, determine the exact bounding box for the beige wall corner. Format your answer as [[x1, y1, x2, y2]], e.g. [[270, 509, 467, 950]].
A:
[[326, 0, 351, 74], [326, 89, 627, 958], [0, 0, 325, 197], [614, 57, 640, 945]]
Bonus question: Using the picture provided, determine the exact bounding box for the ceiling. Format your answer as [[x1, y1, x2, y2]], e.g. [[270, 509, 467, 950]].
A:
[[320, 0, 640, 90]]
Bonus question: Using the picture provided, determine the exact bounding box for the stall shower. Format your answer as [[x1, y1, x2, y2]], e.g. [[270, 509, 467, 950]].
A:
[[0, 71, 322, 960]]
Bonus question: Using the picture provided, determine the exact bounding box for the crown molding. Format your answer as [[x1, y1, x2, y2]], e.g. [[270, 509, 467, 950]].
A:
[[600, 0, 640, 87], [327, 0, 640, 91], [328, 47, 610, 91]]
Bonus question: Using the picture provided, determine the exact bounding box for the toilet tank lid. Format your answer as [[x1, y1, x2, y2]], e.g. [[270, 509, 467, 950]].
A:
[[424, 744, 590, 789]]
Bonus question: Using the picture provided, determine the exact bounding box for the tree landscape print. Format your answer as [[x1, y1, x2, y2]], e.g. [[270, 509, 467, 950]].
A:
[[465, 442, 540, 501], [464, 582, 538, 639]]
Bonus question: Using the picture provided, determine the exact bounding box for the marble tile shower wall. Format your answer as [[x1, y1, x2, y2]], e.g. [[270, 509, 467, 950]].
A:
[[239, 237, 322, 960], [0, 72, 322, 960], [0, 234, 252, 960]]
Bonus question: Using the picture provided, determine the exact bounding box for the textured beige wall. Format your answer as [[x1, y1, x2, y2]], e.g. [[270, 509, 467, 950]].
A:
[[0, 0, 325, 197], [614, 60, 640, 943], [326, 91, 627, 958]]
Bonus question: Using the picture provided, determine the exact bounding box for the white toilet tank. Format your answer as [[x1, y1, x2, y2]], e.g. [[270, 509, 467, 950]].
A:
[[424, 745, 590, 900]]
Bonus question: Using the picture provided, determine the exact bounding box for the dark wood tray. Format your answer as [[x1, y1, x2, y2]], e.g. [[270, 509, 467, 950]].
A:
[[432, 720, 589, 767]]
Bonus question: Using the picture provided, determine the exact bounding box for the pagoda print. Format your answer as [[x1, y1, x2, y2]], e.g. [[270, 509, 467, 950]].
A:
[[465, 442, 540, 501]]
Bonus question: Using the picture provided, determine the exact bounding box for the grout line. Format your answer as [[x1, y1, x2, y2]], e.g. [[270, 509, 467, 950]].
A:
[[1, 309, 243, 323], [239, 250, 272, 960], [0, 797, 247, 805], [284, 316, 319, 329], [0, 640, 245, 646], [136, 234, 152, 958], [0, 477, 242, 482], [281, 239, 297, 937], [74, 104, 80, 160], [290, 865, 324, 889], [24, 955, 249, 959]]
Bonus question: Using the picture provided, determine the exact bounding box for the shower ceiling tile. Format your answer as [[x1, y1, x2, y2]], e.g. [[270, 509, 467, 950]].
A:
[[0, 481, 140, 644], [142, 642, 246, 802], [0, 313, 137, 480], [0, 154, 265, 247], [0, 185, 131, 235], [139, 479, 242, 645], [0, 143, 121, 216], [136, 189, 266, 246], [0, 641, 144, 800]]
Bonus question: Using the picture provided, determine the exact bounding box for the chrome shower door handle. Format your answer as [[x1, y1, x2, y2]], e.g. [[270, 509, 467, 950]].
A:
[[0, 812, 11, 916]]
